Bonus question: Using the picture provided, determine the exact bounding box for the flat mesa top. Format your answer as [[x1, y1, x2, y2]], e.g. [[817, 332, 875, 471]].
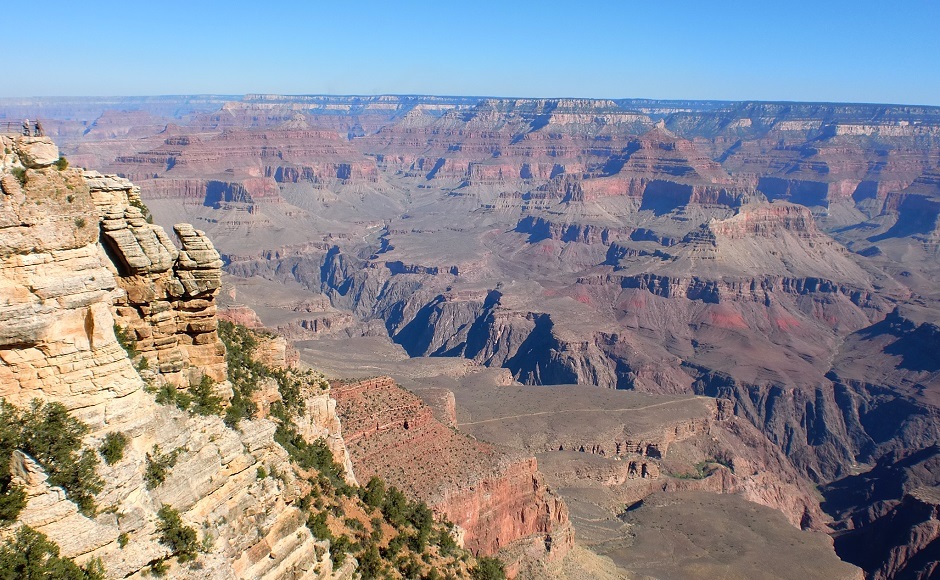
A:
[[450, 382, 715, 448]]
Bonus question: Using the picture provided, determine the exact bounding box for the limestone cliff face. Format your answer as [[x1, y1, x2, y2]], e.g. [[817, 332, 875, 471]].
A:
[[87, 170, 228, 386], [292, 387, 357, 486], [0, 136, 140, 425], [0, 136, 351, 579]]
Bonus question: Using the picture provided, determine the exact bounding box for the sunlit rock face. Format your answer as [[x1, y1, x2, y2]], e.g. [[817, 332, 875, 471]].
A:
[[0, 136, 347, 578]]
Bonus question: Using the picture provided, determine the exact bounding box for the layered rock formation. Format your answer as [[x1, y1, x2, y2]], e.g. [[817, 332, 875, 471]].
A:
[[109, 126, 380, 204], [449, 382, 823, 530], [331, 377, 573, 566], [0, 136, 140, 423], [15, 94, 940, 578], [0, 136, 347, 578], [824, 445, 940, 580], [84, 170, 229, 388], [227, 192, 909, 488]]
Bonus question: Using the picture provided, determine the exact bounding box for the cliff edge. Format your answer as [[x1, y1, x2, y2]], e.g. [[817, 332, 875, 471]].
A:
[[0, 135, 348, 578]]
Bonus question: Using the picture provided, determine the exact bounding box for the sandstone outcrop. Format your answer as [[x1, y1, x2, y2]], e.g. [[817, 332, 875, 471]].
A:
[[0, 137, 140, 424], [0, 137, 349, 578], [13, 136, 61, 168], [87, 170, 228, 386]]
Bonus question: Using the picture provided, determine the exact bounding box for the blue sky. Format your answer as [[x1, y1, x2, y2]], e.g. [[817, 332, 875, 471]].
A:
[[11, 1, 940, 105]]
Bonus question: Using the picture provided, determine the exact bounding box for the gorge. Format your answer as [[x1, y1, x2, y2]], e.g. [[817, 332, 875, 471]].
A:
[[1, 94, 939, 578]]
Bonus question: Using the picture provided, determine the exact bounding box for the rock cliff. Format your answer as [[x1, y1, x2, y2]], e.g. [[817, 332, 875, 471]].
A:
[[331, 377, 573, 567], [0, 135, 348, 578], [0, 136, 140, 424], [87, 170, 229, 386], [824, 445, 940, 580]]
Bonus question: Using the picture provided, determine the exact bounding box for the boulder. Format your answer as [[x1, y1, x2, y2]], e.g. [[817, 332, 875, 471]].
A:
[[14, 136, 59, 168]]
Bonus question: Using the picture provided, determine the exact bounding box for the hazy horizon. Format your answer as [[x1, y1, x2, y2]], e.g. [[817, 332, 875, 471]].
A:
[[13, 0, 940, 106], [2, 93, 940, 110]]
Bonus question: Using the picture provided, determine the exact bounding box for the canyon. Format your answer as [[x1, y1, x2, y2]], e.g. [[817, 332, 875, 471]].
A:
[[3, 93, 940, 578], [0, 134, 570, 579]]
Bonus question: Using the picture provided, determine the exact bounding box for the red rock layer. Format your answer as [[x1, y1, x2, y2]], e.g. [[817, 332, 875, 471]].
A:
[[331, 377, 572, 559], [108, 127, 379, 205]]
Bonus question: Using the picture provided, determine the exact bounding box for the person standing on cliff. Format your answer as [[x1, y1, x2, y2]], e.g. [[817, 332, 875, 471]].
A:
[[34, 119, 44, 137], [22, 119, 30, 136]]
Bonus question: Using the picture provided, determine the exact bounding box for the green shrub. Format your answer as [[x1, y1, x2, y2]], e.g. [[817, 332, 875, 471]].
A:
[[222, 400, 249, 428], [74, 217, 86, 229], [396, 554, 420, 579], [370, 516, 384, 543], [381, 533, 404, 559], [99, 432, 129, 465], [357, 544, 383, 579], [218, 321, 329, 426], [174, 390, 192, 410], [149, 559, 169, 576], [381, 486, 409, 528], [11, 167, 26, 185], [55, 156, 69, 171], [155, 384, 181, 408], [330, 535, 351, 567], [274, 425, 347, 489], [145, 445, 183, 489], [0, 483, 25, 526], [269, 367, 327, 416], [129, 197, 153, 222], [0, 401, 27, 524], [188, 375, 222, 416], [117, 532, 129, 549], [156, 504, 199, 563], [0, 525, 105, 579], [256, 466, 267, 479], [471, 556, 506, 580], [306, 510, 333, 542], [154, 383, 199, 412], [113, 325, 138, 359], [409, 501, 434, 546], [218, 320, 262, 427], [437, 527, 457, 556], [361, 476, 385, 509], [20, 400, 103, 516]]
